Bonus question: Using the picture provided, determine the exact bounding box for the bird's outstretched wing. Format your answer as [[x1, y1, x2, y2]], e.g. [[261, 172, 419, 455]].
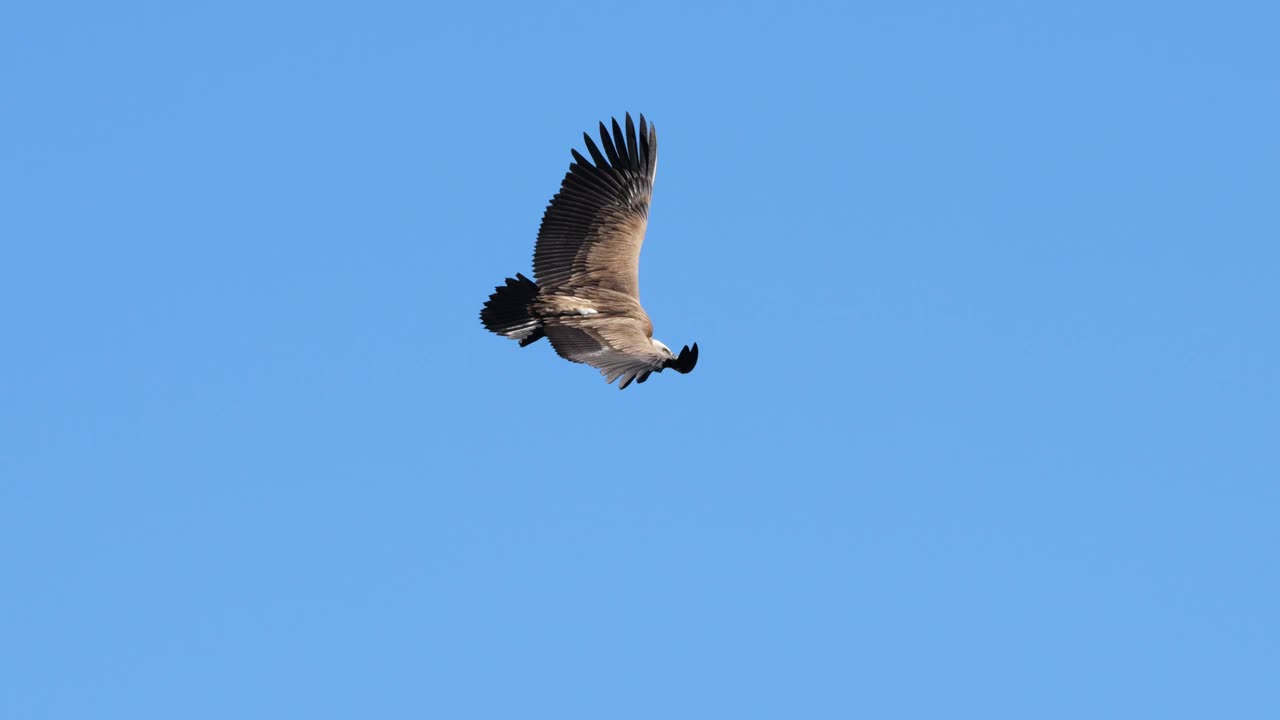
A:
[[532, 113, 657, 298], [543, 315, 671, 390]]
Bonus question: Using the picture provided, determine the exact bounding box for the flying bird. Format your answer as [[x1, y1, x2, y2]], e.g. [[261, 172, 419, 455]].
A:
[[480, 113, 698, 390]]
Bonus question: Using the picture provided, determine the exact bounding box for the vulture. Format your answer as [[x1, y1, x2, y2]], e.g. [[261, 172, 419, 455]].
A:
[[480, 113, 698, 390]]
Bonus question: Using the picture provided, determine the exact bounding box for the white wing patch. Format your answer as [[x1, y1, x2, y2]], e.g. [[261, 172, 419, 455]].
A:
[[573, 308, 599, 315]]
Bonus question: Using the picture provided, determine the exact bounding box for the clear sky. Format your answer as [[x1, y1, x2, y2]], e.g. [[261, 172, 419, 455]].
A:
[[2, 1, 1277, 718]]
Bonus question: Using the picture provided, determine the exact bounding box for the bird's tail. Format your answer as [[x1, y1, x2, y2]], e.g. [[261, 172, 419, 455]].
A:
[[480, 273, 544, 346]]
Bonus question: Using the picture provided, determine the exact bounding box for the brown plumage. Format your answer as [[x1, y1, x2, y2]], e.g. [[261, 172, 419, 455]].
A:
[[480, 113, 698, 390]]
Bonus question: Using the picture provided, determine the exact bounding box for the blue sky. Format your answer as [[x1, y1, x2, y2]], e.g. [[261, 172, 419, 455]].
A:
[[2, 1, 1277, 717]]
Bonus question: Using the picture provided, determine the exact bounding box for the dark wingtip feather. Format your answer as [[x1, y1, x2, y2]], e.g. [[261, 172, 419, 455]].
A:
[[638, 115, 650, 173], [645, 118, 657, 178], [582, 132, 608, 168], [610, 117, 627, 168], [624, 114, 640, 172], [598, 121, 621, 167]]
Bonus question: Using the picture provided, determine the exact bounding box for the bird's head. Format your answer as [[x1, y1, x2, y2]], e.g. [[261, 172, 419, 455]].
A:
[[650, 338, 674, 358]]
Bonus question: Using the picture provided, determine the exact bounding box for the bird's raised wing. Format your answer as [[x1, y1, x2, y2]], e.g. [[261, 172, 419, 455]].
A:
[[543, 315, 670, 390], [532, 113, 657, 298]]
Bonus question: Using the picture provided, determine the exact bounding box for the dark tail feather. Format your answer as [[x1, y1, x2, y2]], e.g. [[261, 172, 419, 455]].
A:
[[481, 273, 544, 345], [663, 343, 699, 373]]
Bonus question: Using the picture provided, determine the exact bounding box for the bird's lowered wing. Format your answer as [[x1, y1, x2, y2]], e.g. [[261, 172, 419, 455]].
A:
[[532, 113, 657, 299], [543, 315, 670, 390]]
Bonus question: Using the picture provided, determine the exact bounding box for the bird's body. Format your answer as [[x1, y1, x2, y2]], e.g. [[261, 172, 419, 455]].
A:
[[480, 114, 698, 389]]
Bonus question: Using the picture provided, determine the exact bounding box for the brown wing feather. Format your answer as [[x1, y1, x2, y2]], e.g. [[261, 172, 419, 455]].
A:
[[543, 315, 668, 390], [532, 114, 658, 299]]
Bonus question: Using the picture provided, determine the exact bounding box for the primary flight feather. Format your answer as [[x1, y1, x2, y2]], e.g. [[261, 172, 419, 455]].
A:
[[480, 113, 698, 390]]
